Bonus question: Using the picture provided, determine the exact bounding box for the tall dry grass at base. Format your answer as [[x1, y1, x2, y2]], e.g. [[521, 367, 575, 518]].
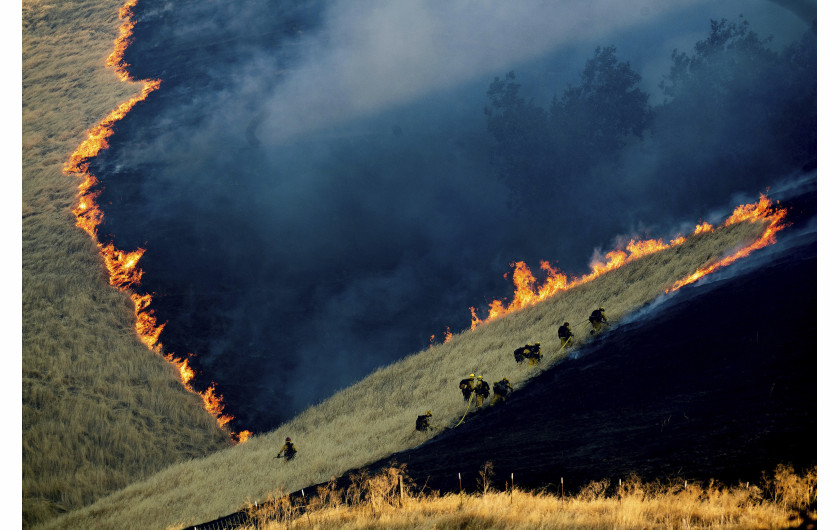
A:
[[240, 465, 817, 530], [40, 218, 777, 530], [22, 1, 231, 527], [239, 464, 816, 530]]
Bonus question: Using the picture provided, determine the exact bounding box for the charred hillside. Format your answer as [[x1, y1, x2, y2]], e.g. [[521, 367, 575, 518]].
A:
[[350, 191, 817, 495]]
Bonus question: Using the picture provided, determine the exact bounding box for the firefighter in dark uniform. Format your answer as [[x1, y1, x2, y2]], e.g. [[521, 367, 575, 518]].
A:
[[277, 437, 297, 461], [589, 307, 608, 334], [491, 377, 513, 405], [474, 375, 490, 407]]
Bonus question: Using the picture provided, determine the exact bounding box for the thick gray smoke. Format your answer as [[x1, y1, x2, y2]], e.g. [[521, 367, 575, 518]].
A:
[[92, 0, 814, 432]]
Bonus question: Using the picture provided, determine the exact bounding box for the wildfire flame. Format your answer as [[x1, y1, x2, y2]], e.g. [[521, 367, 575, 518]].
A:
[[105, 0, 139, 82], [666, 195, 787, 292], [63, 0, 248, 443], [470, 195, 788, 328], [64, 80, 162, 175], [430, 326, 454, 349]]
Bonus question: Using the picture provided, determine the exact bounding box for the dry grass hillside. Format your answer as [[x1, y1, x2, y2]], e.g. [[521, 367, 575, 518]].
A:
[[22, 1, 231, 527], [38, 218, 775, 530]]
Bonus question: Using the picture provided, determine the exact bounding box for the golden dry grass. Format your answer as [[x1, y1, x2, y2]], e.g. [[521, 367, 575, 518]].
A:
[[238, 464, 816, 530], [38, 218, 779, 530], [22, 1, 231, 527]]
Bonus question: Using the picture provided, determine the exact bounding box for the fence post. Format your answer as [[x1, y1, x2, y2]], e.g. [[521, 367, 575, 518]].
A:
[[399, 475, 404, 505], [561, 477, 564, 498], [510, 473, 514, 504], [458, 472, 462, 493], [301, 489, 312, 526]]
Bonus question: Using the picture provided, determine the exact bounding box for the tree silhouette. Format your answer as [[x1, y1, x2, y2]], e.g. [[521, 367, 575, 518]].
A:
[[485, 46, 651, 217]]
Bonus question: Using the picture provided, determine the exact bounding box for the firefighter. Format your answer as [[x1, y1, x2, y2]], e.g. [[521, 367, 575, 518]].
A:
[[558, 322, 574, 347], [277, 437, 297, 461], [474, 375, 490, 407], [491, 377, 513, 405], [459, 373, 476, 401], [589, 307, 608, 334], [416, 410, 433, 432], [527, 342, 542, 366], [513, 344, 533, 364]]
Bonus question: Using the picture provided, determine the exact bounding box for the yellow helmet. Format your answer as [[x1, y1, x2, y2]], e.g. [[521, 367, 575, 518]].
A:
[[477, 375, 483, 379], [469, 373, 475, 378], [426, 410, 431, 415], [599, 307, 605, 311]]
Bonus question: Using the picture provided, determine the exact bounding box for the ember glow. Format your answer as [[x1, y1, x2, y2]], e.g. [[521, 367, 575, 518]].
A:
[[470, 195, 788, 328], [63, 0, 247, 443]]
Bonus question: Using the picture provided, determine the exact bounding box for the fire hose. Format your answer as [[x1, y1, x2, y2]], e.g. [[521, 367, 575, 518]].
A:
[[455, 393, 474, 427]]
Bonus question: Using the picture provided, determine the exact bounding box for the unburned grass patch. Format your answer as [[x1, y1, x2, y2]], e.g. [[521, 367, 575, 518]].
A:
[[235, 464, 816, 529]]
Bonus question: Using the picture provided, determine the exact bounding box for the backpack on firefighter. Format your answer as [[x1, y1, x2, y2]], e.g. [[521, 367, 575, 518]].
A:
[[491, 377, 513, 405], [276, 437, 297, 461], [459, 373, 476, 401], [513, 343, 541, 365], [513, 345, 529, 364], [415, 410, 433, 432], [589, 307, 608, 334]]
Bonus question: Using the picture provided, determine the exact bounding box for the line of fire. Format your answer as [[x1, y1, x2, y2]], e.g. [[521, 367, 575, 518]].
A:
[[63, 0, 252, 444], [466, 195, 787, 329]]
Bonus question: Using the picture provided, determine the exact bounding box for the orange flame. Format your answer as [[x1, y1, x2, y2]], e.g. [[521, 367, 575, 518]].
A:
[[430, 326, 454, 348], [166, 354, 196, 386], [470, 195, 787, 328], [105, 0, 139, 82], [63, 0, 248, 443], [667, 196, 787, 292], [201, 384, 234, 428], [694, 221, 714, 235], [233, 430, 253, 444], [64, 80, 162, 174]]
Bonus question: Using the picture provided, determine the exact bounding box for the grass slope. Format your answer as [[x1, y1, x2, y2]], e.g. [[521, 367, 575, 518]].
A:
[[22, 1, 231, 526], [38, 219, 770, 530]]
